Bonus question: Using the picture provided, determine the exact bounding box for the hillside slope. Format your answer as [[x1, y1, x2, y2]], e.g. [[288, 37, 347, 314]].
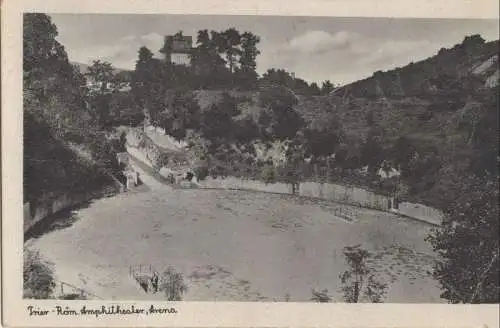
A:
[[293, 36, 498, 209], [334, 36, 498, 99], [135, 35, 497, 212]]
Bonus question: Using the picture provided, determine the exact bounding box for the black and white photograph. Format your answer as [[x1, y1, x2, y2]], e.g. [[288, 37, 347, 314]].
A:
[[18, 9, 499, 306]]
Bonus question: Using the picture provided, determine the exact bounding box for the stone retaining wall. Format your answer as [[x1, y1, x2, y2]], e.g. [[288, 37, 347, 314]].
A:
[[198, 176, 293, 194], [24, 182, 122, 234], [394, 202, 444, 226], [126, 145, 444, 226]]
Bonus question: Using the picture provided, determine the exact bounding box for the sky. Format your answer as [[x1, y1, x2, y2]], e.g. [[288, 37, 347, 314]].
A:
[[49, 14, 499, 85]]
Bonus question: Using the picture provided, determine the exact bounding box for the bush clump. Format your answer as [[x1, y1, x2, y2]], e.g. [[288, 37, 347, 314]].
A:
[[160, 266, 188, 301], [209, 164, 228, 179], [193, 164, 209, 181], [23, 249, 56, 299], [260, 164, 276, 184]]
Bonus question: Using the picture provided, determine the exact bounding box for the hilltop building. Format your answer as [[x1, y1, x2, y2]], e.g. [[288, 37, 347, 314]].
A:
[[161, 32, 193, 67]]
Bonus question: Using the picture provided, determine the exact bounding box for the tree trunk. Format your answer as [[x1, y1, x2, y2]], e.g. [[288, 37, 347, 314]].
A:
[[353, 281, 360, 303]]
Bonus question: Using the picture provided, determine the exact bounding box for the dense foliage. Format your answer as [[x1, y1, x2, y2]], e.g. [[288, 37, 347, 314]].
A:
[[311, 245, 388, 303], [427, 176, 499, 303], [23, 249, 56, 299], [23, 13, 124, 207]]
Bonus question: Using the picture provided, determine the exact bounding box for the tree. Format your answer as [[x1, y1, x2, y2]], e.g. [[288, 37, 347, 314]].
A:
[[426, 176, 499, 303], [261, 68, 295, 89], [23, 13, 78, 106], [185, 130, 213, 161], [132, 46, 168, 124], [321, 80, 335, 95], [86, 60, 115, 93], [237, 32, 261, 88], [390, 136, 416, 172], [23, 13, 94, 135], [360, 132, 385, 173], [404, 146, 441, 194], [233, 116, 260, 143], [219, 28, 241, 74], [71, 64, 87, 88], [90, 93, 113, 129], [23, 13, 123, 210], [85, 60, 117, 128], [159, 267, 188, 301], [257, 86, 303, 140], [239, 32, 260, 72], [462, 34, 486, 54], [159, 90, 201, 140], [261, 69, 323, 96], [210, 30, 223, 56], [191, 30, 231, 88], [339, 245, 387, 303], [199, 93, 239, 142], [309, 82, 321, 96], [468, 91, 498, 177], [303, 114, 344, 158], [133, 46, 155, 90], [24, 249, 56, 299], [23, 13, 69, 78], [192, 30, 212, 78], [310, 245, 387, 303], [196, 29, 211, 50]]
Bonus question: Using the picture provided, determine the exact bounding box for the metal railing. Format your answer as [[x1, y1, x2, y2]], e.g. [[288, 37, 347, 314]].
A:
[[55, 279, 103, 300], [129, 264, 154, 278], [334, 207, 357, 222]]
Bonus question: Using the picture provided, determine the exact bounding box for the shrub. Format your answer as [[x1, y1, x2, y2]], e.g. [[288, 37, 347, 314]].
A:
[[159, 267, 188, 301], [260, 164, 276, 184], [193, 164, 209, 181], [60, 293, 87, 300], [157, 153, 171, 168], [339, 245, 388, 303], [311, 289, 332, 303], [209, 164, 228, 179], [118, 131, 127, 151], [23, 249, 56, 299]]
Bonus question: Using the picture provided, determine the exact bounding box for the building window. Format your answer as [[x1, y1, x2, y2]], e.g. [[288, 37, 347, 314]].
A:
[[171, 53, 191, 66]]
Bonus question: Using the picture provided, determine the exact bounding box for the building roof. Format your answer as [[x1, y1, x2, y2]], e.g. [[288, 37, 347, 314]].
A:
[[166, 34, 193, 53]]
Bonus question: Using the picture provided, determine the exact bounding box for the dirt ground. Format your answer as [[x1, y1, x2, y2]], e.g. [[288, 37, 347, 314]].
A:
[[25, 161, 443, 302]]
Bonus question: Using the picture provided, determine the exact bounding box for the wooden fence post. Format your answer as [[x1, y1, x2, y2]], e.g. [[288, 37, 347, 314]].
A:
[[326, 158, 331, 182]]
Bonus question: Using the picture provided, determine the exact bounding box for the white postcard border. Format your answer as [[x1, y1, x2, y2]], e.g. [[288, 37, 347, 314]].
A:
[[2, 0, 500, 327]]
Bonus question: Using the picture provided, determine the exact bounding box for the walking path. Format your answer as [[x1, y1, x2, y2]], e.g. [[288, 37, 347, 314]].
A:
[[127, 147, 171, 191]]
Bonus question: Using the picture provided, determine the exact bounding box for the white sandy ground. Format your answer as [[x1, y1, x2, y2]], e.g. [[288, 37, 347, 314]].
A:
[[26, 161, 443, 302]]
